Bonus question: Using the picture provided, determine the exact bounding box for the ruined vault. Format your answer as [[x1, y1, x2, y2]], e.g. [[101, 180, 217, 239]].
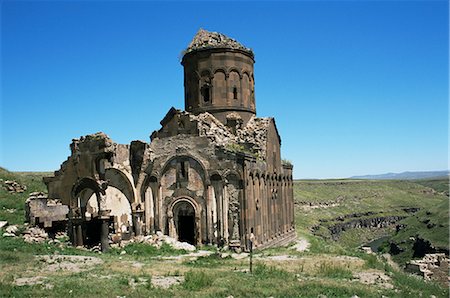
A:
[[44, 29, 295, 251]]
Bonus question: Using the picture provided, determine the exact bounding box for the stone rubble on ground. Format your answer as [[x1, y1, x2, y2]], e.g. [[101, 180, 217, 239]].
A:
[[2, 180, 27, 193], [151, 275, 185, 289], [22, 226, 49, 243], [125, 231, 196, 251], [219, 252, 249, 260], [14, 276, 47, 287], [405, 253, 449, 283], [128, 277, 149, 289], [353, 270, 394, 289], [3, 224, 19, 237], [36, 255, 103, 273], [158, 250, 214, 261], [0, 221, 7, 229]]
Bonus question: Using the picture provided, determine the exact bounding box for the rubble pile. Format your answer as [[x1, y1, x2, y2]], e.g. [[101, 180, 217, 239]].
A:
[[123, 231, 196, 252], [26, 192, 69, 228], [193, 112, 270, 159], [2, 224, 19, 237], [2, 180, 27, 193], [238, 116, 270, 157], [405, 253, 449, 283], [22, 226, 49, 243], [193, 112, 235, 146], [185, 28, 252, 54]]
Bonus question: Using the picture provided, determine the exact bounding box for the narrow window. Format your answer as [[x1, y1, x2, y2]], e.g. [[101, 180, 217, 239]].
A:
[[180, 161, 187, 178], [233, 86, 238, 100], [202, 84, 210, 102]]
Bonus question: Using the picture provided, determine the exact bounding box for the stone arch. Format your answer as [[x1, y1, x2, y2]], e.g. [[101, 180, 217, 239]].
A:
[[84, 169, 135, 241], [228, 70, 241, 101], [159, 155, 207, 240], [199, 70, 212, 104], [200, 69, 211, 77], [212, 70, 227, 104], [72, 178, 104, 202], [141, 175, 158, 235], [69, 178, 105, 245], [105, 168, 136, 204], [224, 169, 241, 182], [213, 68, 227, 75], [227, 68, 242, 79], [210, 173, 223, 181], [160, 154, 208, 185], [168, 197, 201, 245]]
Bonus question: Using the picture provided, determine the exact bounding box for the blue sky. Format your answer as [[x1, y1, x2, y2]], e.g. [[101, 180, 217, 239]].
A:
[[1, 1, 448, 179]]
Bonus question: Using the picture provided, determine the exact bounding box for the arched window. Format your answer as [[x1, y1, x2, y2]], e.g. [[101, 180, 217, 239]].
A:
[[201, 84, 210, 102], [233, 86, 238, 100]]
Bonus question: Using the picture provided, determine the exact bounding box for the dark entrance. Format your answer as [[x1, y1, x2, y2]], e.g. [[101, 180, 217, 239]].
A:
[[178, 215, 195, 244], [84, 217, 114, 247], [85, 218, 102, 247], [173, 200, 196, 245]]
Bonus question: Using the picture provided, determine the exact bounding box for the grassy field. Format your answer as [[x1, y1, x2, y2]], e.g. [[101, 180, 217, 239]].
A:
[[294, 179, 448, 249], [0, 168, 448, 297]]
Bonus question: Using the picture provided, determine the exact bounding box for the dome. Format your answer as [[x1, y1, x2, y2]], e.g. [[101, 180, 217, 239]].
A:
[[184, 29, 253, 56]]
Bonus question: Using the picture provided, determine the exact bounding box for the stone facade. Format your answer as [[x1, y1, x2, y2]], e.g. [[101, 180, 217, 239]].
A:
[[44, 29, 295, 251]]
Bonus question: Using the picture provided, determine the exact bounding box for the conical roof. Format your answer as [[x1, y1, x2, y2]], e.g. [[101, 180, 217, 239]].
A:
[[184, 29, 253, 55]]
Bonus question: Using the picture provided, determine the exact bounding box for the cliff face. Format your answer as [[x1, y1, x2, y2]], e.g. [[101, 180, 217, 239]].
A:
[[327, 216, 406, 240]]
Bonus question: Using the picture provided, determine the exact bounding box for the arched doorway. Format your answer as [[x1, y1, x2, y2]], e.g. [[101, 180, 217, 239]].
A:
[[85, 186, 133, 245], [173, 200, 196, 245]]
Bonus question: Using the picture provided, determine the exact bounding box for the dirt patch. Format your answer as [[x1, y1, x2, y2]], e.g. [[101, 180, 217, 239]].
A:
[[382, 253, 401, 271], [291, 238, 310, 252], [36, 255, 103, 273], [128, 277, 149, 289], [354, 270, 394, 289], [257, 255, 296, 261], [13, 276, 54, 289], [151, 276, 185, 289]]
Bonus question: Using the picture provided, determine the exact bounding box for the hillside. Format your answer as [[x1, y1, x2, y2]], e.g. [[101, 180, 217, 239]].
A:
[[294, 178, 449, 263], [0, 167, 52, 225], [350, 170, 449, 180], [0, 169, 448, 297]]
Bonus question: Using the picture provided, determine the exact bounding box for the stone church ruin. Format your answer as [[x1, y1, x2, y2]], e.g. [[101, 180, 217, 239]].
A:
[[41, 29, 295, 251]]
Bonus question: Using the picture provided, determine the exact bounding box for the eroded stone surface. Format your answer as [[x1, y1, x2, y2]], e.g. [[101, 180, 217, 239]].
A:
[[185, 29, 252, 54]]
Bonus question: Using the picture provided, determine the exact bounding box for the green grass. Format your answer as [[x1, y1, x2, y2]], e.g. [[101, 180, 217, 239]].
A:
[[184, 253, 228, 268], [0, 167, 51, 225], [412, 177, 449, 194], [182, 270, 214, 291], [294, 178, 449, 256], [393, 197, 449, 249], [315, 262, 353, 279], [0, 169, 448, 297]]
